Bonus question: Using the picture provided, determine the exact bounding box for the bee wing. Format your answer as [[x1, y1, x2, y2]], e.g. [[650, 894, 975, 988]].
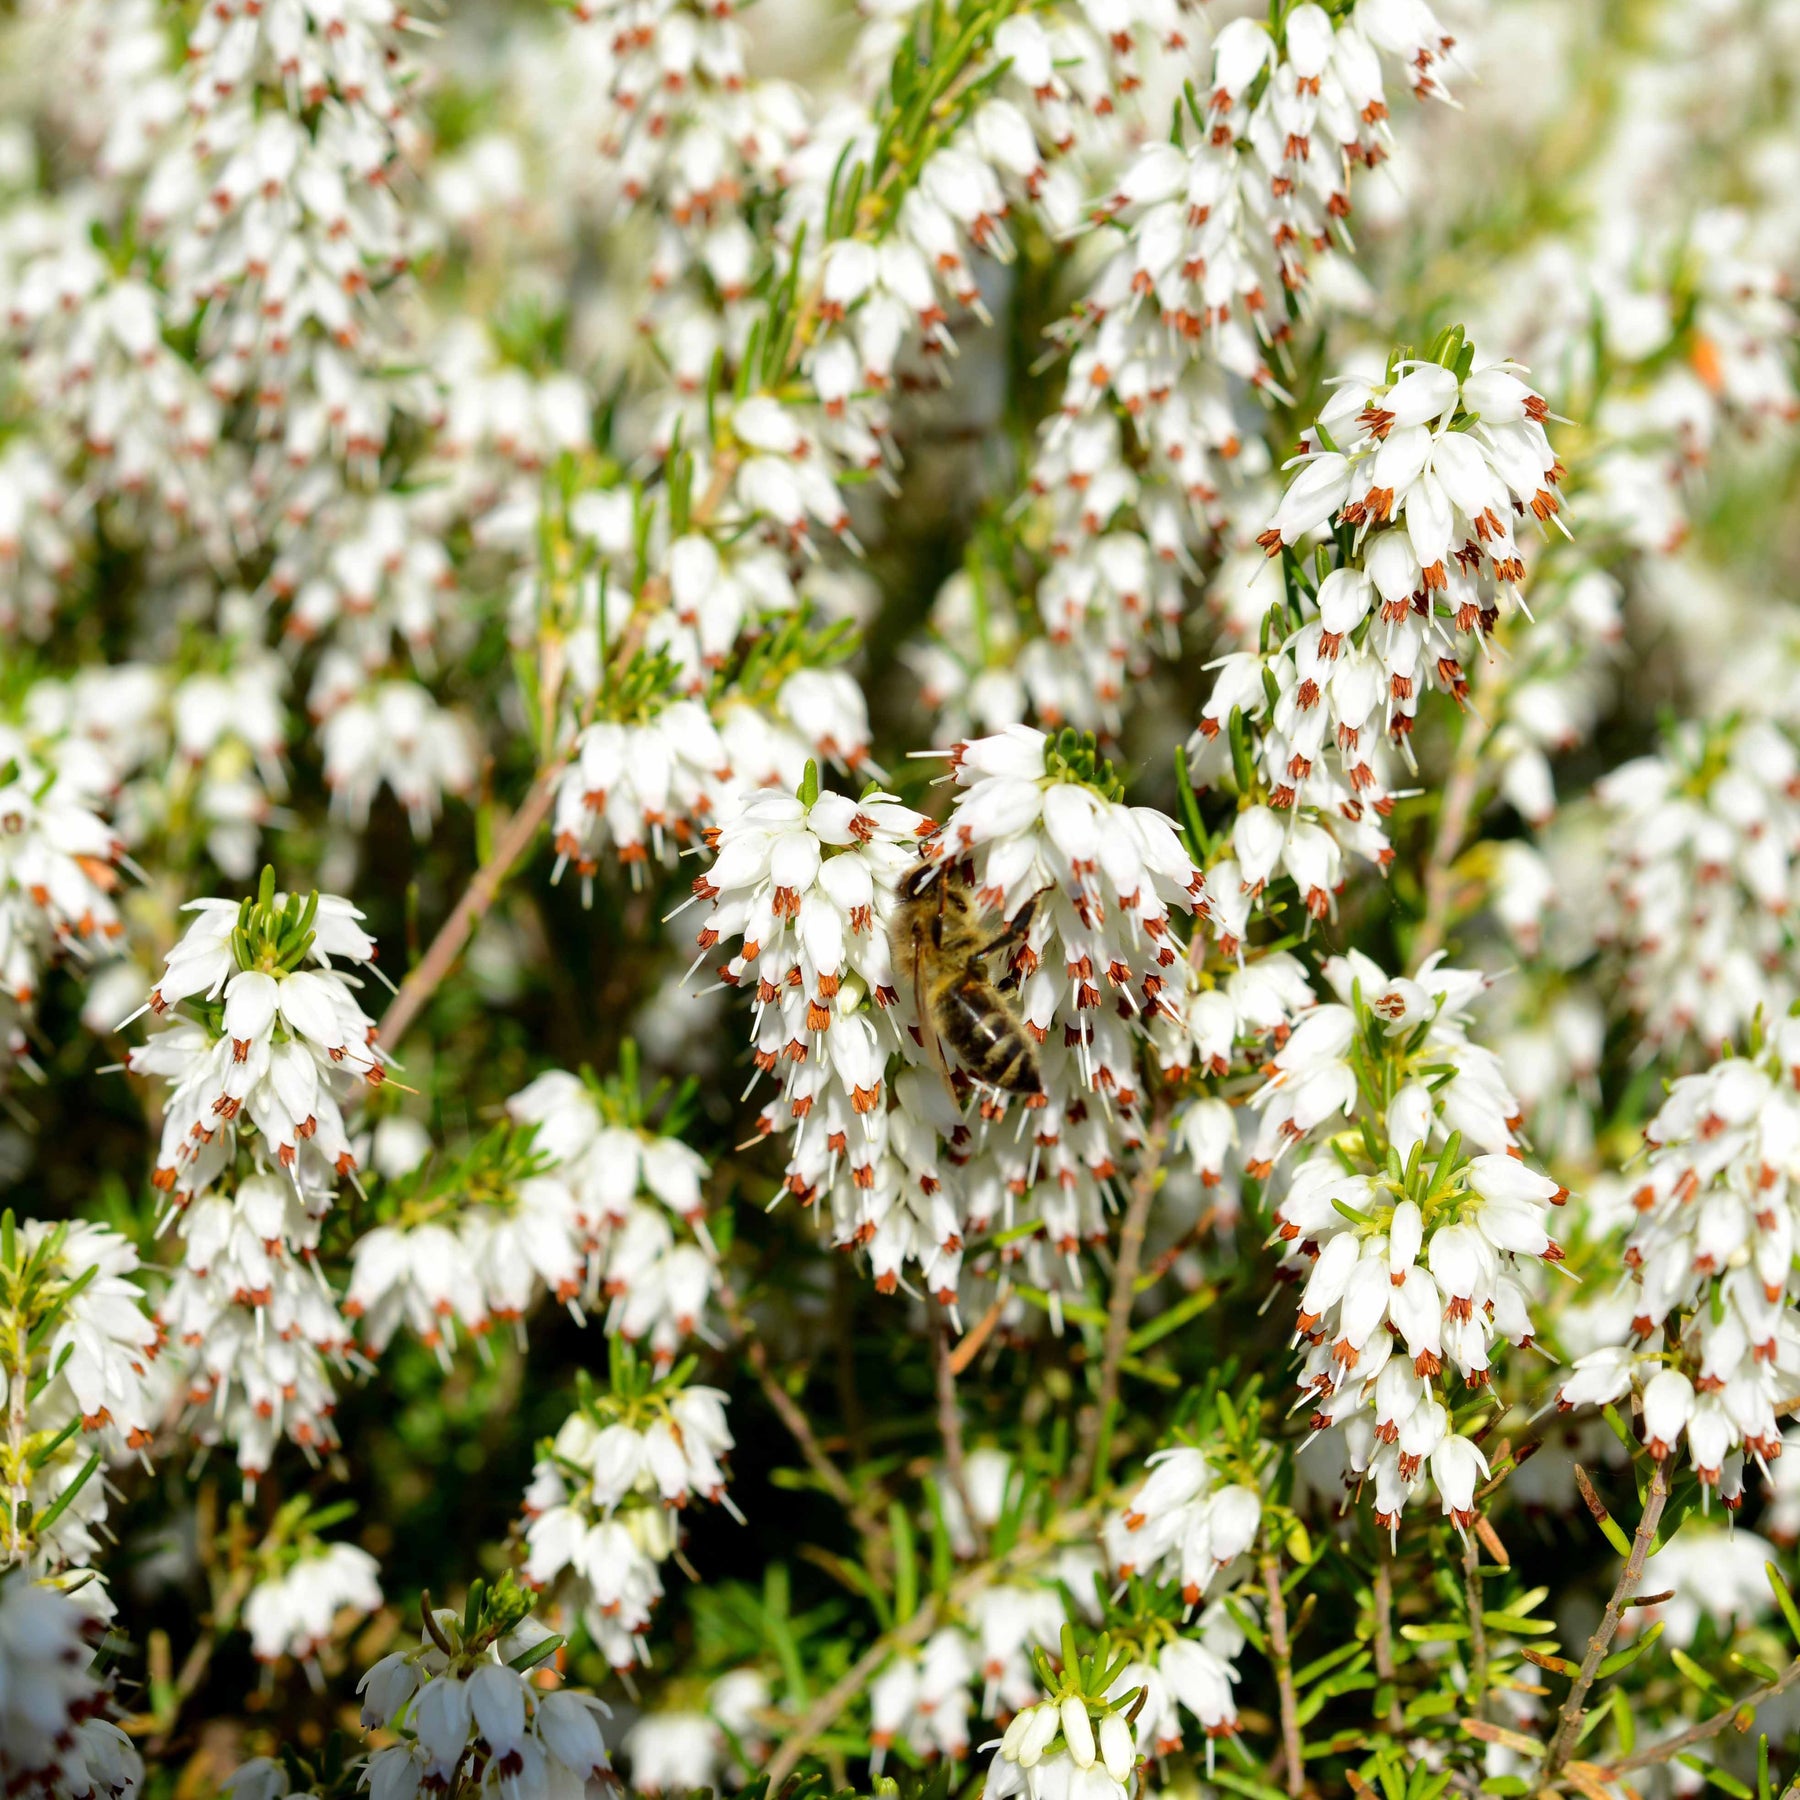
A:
[[909, 930, 961, 1107]]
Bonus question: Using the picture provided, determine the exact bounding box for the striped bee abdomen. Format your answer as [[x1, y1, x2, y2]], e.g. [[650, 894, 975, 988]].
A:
[[942, 974, 1042, 1095]]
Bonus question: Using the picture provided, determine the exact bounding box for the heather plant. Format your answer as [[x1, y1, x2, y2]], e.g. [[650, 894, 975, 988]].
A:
[[4, 0, 1800, 1797]]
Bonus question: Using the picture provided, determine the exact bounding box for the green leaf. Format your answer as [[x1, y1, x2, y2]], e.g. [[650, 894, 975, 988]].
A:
[[891, 1501, 918, 1624], [1678, 1757, 1754, 1799], [1295, 1668, 1375, 1726], [1767, 1563, 1800, 1649], [1482, 1611, 1556, 1636], [26, 1416, 82, 1470], [1294, 1641, 1366, 1688], [1609, 1683, 1635, 1755], [1210, 1772, 1289, 1800], [1732, 1652, 1783, 1685], [30, 1451, 102, 1537], [802, 1549, 893, 1632], [1172, 744, 1210, 866], [1126, 1287, 1218, 1354], [506, 1632, 564, 1673], [1670, 1647, 1730, 1702], [1596, 1620, 1661, 1678]]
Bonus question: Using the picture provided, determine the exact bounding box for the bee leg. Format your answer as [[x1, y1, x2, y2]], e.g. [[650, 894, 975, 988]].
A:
[[973, 892, 1038, 962]]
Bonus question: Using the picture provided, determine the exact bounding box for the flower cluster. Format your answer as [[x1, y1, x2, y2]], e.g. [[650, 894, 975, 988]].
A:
[[917, 1, 1466, 734], [982, 1630, 1146, 1800], [695, 727, 1205, 1304], [242, 1522, 381, 1667], [1557, 1020, 1800, 1487], [622, 1670, 771, 1796], [355, 1578, 613, 1800], [521, 1354, 736, 1672], [0, 707, 127, 1052], [142, 0, 428, 497], [506, 1065, 715, 1360], [1102, 1444, 1262, 1607], [548, 667, 875, 888], [1193, 333, 1565, 883], [0, 1216, 160, 1599], [128, 874, 384, 1479], [866, 1452, 1105, 1762], [1555, 717, 1800, 1057], [0, 1571, 142, 1800], [1261, 953, 1567, 1529], [346, 1062, 712, 1364]]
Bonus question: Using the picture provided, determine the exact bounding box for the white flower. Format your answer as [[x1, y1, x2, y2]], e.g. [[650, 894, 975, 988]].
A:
[[1259, 953, 1562, 1528], [520, 1376, 736, 1673], [354, 1598, 612, 1792], [317, 681, 476, 839], [1559, 1023, 1800, 1482], [625, 1713, 725, 1796], [1190, 341, 1564, 887], [1103, 1443, 1262, 1606], [1577, 718, 1800, 1054], [244, 1541, 382, 1664], [0, 1570, 142, 1799]]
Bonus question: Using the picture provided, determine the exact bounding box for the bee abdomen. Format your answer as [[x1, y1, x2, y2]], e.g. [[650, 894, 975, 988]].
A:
[[944, 976, 1042, 1095]]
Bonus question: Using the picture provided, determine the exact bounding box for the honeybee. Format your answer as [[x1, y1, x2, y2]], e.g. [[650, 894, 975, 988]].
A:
[[889, 862, 1043, 1103]]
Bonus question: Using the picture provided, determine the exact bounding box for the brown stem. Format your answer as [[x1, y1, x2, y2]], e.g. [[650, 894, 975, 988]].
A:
[[948, 1292, 1006, 1376], [1601, 1656, 1800, 1775], [934, 1304, 978, 1551], [1067, 1091, 1170, 1500], [380, 443, 745, 1056], [830, 1257, 869, 1464], [1263, 1551, 1305, 1798], [761, 1505, 1099, 1790], [379, 764, 562, 1051], [717, 1277, 885, 1549], [1413, 706, 1490, 964], [1541, 1462, 1669, 1781], [1464, 1533, 1489, 1718], [766, 1604, 940, 1792], [1373, 1548, 1403, 1732]]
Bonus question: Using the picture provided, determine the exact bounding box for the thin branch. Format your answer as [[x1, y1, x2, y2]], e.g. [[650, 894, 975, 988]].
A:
[[1413, 706, 1490, 964], [766, 1603, 940, 1792], [1373, 1547, 1403, 1732], [717, 1276, 885, 1550], [379, 764, 562, 1050], [934, 1302, 979, 1552], [380, 450, 744, 1055], [1464, 1532, 1489, 1718], [948, 1291, 1006, 1376], [1541, 1461, 1669, 1781], [1601, 1657, 1800, 1775], [1263, 1551, 1304, 1799], [1067, 1090, 1171, 1500], [762, 1506, 1099, 1790]]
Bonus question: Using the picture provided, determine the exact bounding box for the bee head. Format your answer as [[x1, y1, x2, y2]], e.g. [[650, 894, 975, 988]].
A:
[[900, 860, 939, 902]]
